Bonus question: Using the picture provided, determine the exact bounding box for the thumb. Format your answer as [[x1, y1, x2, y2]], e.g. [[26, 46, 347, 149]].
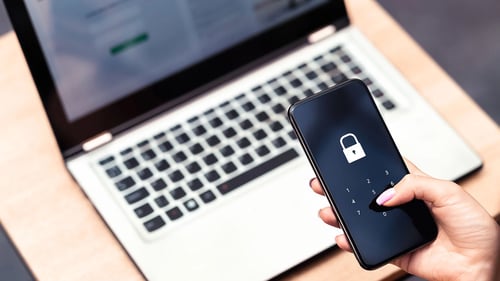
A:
[[376, 174, 461, 208]]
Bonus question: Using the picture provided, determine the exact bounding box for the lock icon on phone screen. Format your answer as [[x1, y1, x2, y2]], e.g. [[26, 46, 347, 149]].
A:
[[340, 133, 366, 163]]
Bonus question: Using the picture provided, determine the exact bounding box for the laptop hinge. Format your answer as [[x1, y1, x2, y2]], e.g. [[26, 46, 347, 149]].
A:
[[307, 25, 336, 44], [82, 132, 112, 152]]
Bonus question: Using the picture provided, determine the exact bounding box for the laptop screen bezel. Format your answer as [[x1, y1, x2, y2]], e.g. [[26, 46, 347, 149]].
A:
[[5, 0, 349, 157]]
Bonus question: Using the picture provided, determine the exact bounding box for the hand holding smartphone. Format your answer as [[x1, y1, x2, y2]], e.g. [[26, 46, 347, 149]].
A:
[[288, 79, 437, 270]]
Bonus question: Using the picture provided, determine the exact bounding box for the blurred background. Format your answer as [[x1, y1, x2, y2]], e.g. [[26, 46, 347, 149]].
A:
[[379, 0, 500, 125], [0, 1, 498, 280]]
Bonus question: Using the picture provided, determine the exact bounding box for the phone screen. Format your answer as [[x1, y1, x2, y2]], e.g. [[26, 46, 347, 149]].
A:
[[288, 79, 437, 269]]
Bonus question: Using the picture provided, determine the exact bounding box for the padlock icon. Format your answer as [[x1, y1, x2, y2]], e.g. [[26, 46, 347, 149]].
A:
[[340, 133, 366, 163]]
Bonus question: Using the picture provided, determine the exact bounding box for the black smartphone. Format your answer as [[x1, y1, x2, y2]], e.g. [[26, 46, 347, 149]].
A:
[[288, 79, 437, 270]]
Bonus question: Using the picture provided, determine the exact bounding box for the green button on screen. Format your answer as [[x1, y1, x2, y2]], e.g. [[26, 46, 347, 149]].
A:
[[110, 32, 149, 55]]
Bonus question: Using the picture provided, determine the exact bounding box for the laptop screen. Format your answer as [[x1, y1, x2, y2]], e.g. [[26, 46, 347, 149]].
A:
[[25, 0, 327, 122], [6, 0, 347, 155]]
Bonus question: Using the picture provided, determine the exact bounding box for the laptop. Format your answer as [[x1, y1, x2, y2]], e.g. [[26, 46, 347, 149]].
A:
[[4, 0, 482, 280]]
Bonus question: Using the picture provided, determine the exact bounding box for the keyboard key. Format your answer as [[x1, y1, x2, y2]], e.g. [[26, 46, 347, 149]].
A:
[[304, 89, 314, 97], [272, 137, 286, 148], [272, 103, 285, 114], [99, 156, 114, 166], [288, 96, 300, 105], [372, 89, 384, 98], [251, 85, 262, 92], [173, 151, 187, 162], [255, 145, 270, 157], [183, 199, 199, 212], [235, 93, 245, 100], [351, 66, 362, 74], [106, 166, 122, 178], [189, 143, 204, 155], [151, 178, 167, 191], [141, 149, 156, 161], [115, 176, 135, 191], [222, 162, 237, 174], [186, 161, 201, 174], [332, 73, 347, 84], [206, 135, 221, 147], [219, 101, 230, 108], [274, 86, 286, 96], [321, 62, 337, 72], [256, 111, 269, 121], [166, 207, 183, 221], [204, 108, 215, 116], [330, 46, 341, 53], [318, 82, 328, 90], [137, 168, 153, 180], [362, 78, 373, 86], [242, 101, 255, 112], [158, 141, 173, 152], [192, 125, 207, 136], [175, 133, 190, 144], [170, 124, 181, 132], [253, 129, 267, 140], [341, 54, 351, 62], [134, 203, 153, 218], [290, 78, 302, 88], [188, 179, 203, 191], [288, 130, 297, 140], [239, 153, 254, 165], [154, 159, 170, 171], [209, 117, 223, 128], [306, 71, 318, 79], [258, 94, 271, 104], [125, 187, 149, 204], [205, 170, 220, 182], [188, 116, 199, 123], [220, 145, 235, 157], [155, 195, 169, 208], [382, 100, 396, 110], [203, 153, 218, 165], [225, 109, 239, 120], [239, 119, 253, 130], [170, 187, 186, 200], [200, 190, 216, 203], [267, 78, 277, 84], [153, 132, 166, 139], [137, 140, 149, 147], [143, 216, 165, 232], [237, 137, 251, 148], [124, 157, 139, 169], [313, 55, 323, 61], [217, 149, 299, 195], [169, 170, 184, 182], [223, 127, 237, 138], [120, 147, 133, 156], [270, 121, 284, 132]]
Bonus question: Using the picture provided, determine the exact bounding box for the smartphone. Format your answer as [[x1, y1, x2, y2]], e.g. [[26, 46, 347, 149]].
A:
[[288, 79, 437, 270]]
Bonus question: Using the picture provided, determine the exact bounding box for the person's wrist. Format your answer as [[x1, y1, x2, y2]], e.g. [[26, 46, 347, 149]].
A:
[[461, 228, 500, 281]]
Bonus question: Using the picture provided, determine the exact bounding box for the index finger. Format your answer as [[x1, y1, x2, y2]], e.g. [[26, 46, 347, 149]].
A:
[[309, 178, 325, 196]]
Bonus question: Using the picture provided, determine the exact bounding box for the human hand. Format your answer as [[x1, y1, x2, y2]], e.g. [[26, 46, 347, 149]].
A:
[[309, 161, 500, 281]]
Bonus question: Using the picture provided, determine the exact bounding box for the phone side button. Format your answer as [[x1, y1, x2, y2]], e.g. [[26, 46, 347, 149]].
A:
[[217, 148, 299, 195]]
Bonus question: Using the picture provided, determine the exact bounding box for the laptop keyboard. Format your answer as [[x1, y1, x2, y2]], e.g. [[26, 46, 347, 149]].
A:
[[96, 45, 397, 237]]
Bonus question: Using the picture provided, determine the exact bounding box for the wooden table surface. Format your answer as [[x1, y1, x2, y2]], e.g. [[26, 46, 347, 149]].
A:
[[0, 0, 498, 280]]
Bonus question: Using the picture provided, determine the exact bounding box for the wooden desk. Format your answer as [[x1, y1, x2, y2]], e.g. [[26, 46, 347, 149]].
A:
[[0, 0, 498, 280]]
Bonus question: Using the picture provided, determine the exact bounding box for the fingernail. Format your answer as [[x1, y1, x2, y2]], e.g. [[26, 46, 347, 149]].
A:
[[309, 178, 315, 186], [376, 188, 395, 205]]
